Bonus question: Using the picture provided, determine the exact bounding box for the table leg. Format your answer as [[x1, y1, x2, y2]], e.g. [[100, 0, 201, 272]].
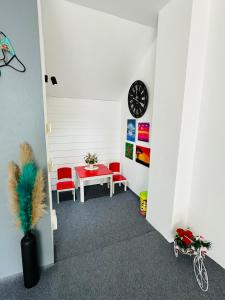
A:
[[110, 175, 113, 197], [80, 179, 84, 203]]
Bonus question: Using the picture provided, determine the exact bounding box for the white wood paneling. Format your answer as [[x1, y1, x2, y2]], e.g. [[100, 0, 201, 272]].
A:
[[47, 97, 121, 190]]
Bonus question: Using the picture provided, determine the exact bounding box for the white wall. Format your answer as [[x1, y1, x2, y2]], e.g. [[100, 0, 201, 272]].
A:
[[47, 97, 121, 189], [147, 0, 225, 270], [42, 0, 155, 101], [187, 0, 225, 269], [121, 40, 156, 195], [171, 0, 210, 229], [146, 0, 193, 239]]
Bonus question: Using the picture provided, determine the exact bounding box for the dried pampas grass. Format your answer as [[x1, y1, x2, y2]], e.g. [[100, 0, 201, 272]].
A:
[[8, 161, 20, 226], [20, 142, 34, 166], [31, 169, 46, 228], [8, 142, 46, 231]]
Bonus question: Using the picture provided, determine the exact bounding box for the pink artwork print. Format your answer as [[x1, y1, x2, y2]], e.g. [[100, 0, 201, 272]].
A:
[[138, 123, 150, 142]]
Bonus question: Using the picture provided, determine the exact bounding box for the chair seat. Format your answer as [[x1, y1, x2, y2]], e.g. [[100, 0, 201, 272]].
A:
[[113, 174, 127, 182], [56, 181, 75, 191]]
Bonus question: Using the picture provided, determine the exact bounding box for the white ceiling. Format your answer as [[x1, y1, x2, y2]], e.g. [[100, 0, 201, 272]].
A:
[[42, 0, 156, 100], [66, 0, 171, 27]]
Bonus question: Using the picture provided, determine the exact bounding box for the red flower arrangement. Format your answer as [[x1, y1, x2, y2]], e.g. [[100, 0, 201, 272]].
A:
[[175, 228, 211, 252]]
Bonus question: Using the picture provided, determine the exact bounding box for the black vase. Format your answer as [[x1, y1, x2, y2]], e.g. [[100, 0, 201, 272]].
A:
[[21, 231, 40, 288]]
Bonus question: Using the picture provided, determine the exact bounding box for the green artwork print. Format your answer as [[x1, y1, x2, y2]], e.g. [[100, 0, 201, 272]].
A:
[[125, 142, 134, 160]]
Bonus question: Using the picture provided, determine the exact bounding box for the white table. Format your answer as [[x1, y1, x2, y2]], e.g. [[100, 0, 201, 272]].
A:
[[75, 164, 113, 202]]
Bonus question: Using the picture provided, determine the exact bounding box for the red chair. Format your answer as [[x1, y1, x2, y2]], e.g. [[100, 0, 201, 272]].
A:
[[56, 167, 76, 204], [108, 162, 127, 194]]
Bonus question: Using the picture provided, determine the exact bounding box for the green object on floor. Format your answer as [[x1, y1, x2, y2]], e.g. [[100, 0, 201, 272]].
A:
[[140, 191, 148, 217]]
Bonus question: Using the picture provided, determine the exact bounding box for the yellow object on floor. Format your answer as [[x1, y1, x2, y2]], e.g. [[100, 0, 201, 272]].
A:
[[140, 191, 148, 217]]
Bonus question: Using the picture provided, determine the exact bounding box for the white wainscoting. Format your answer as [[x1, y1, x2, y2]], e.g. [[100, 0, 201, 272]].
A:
[[47, 97, 121, 190]]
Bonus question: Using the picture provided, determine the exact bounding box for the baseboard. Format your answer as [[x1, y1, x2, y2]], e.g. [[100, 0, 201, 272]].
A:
[[51, 209, 58, 230], [42, 262, 55, 271]]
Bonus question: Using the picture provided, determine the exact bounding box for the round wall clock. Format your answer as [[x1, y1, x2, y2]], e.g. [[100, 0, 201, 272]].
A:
[[128, 80, 148, 118]]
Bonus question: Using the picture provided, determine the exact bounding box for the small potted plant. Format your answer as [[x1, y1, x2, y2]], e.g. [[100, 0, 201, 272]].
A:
[[8, 143, 46, 288], [84, 153, 98, 169]]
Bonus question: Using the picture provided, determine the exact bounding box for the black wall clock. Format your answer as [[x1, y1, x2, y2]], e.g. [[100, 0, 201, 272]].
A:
[[128, 80, 148, 118]]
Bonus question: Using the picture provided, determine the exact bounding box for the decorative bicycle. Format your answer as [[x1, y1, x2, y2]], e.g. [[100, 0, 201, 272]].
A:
[[174, 228, 211, 292], [174, 241, 208, 291]]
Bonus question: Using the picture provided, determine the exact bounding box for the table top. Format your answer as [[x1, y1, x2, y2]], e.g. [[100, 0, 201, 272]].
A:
[[75, 164, 113, 178]]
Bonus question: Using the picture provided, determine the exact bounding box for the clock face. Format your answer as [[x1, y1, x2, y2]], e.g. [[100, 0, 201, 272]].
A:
[[128, 80, 148, 118]]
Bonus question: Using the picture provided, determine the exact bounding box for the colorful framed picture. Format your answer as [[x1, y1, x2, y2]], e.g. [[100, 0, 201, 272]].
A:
[[138, 122, 150, 142], [127, 119, 136, 142], [125, 142, 134, 160], [135, 145, 150, 167]]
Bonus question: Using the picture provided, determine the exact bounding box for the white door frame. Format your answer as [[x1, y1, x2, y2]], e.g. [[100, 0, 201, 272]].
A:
[[37, 0, 55, 249]]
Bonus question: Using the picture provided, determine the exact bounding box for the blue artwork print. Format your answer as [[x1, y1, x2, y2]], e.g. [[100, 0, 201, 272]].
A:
[[127, 119, 136, 142]]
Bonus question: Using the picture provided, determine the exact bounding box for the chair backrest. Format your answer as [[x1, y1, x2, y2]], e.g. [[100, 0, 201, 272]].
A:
[[109, 162, 120, 173], [57, 167, 72, 180]]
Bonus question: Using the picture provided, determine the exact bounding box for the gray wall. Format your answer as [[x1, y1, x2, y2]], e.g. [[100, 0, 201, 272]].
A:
[[0, 0, 54, 278]]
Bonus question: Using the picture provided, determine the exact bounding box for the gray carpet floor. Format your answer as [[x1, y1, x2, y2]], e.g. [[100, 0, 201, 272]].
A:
[[53, 184, 153, 261], [1, 184, 225, 300]]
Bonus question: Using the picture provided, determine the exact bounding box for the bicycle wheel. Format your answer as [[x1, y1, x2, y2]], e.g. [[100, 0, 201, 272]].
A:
[[174, 241, 178, 258], [193, 255, 208, 291]]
